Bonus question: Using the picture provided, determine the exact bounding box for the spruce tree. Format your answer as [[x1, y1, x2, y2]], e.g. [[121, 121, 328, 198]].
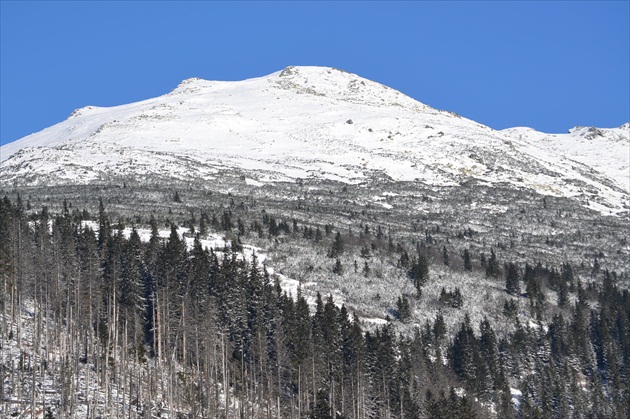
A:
[[396, 296, 412, 323], [505, 262, 520, 296], [332, 258, 343, 275], [120, 229, 146, 318], [408, 252, 429, 296], [485, 248, 501, 278], [328, 231, 344, 258], [463, 248, 472, 271]]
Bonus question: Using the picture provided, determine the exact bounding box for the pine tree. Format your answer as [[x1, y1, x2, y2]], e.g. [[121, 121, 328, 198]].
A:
[[479, 318, 505, 394], [329, 232, 344, 258], [310, 389, 333, 419], [293, 294, 313, 365], [360, 244, 371, 259], [332, 258, 343, 275], [463, 248, 472, 271], [396, 296, 412, 323], [485, 248, 501, 278], [408, 252, 429, 296], [97, 198, 111, 250], [315, 226, 322, 242], [446, 316, 490, 403], [505, 262, 520, 296], [188, 237, 210, 303], [433, 313, 447, 344], [398, 250, 410, 269], [119, 228, 146, 345], [591, 257, 600, 278], [362, 261, 370, 278]]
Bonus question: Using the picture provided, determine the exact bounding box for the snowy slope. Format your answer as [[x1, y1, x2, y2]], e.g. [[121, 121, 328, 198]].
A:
[[502, 124, 630, 193], [1, 66, 628, 214]]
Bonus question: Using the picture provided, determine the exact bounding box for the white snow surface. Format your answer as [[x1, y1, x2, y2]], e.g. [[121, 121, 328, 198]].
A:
[[1, 66, 628, 213], [501, 124, 630, 193]]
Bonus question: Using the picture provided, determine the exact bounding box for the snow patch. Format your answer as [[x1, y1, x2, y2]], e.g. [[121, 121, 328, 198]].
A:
[[245, 177, 265, 187]]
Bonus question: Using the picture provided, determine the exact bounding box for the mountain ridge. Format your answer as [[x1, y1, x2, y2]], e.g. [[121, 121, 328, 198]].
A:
[[1, 66, 628, 214]]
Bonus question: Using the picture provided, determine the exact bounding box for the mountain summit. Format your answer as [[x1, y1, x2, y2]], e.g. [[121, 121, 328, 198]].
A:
[[1, 66, 628, 213]]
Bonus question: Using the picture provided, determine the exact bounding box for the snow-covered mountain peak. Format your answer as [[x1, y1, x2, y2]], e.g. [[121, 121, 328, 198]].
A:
[[269, 65, 427, 111], [165, 66, 428, 113], [69, 105, 103, 119], [1, 67, 628, 215], [170, 76, 224, 95]]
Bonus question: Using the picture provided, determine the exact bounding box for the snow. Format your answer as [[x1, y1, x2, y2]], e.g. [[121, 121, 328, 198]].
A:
[[360, 317, 388, 325], [245, 177, 264, 187], [510, 387, 522, 408], [1, 65, 628, 215], [501, 124, 630, 193]]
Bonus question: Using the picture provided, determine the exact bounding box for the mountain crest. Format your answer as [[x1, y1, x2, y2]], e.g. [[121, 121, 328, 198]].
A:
[[271, 65, 425, 110], [1, 67, 627, 214]]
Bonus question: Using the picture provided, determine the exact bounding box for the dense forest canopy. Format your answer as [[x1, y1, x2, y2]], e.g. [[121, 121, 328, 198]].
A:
[[1, 194, 629, 418]]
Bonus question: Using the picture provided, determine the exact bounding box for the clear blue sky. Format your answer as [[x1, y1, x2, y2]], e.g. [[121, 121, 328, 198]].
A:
[[1, 1, 629, 146]]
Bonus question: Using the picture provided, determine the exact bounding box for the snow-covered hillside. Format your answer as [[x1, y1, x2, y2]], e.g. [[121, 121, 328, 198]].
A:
[[502, 124, 630, 193], [1, 66, 628, 214]]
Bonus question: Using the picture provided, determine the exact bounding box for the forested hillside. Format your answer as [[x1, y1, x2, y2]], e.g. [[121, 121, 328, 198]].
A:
[[1, 194, 628, 418]]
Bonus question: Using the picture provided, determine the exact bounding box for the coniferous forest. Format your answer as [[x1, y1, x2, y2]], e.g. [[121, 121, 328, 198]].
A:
[[1, 193, 629, 418]]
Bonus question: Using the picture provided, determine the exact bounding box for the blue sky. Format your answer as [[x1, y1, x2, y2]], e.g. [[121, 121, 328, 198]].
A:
[[1, 1, 628, 146]]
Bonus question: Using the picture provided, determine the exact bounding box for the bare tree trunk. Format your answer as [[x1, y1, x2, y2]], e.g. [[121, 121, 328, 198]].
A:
[[31, 289, 37, 419], [181, 298, 186, 366], [223, 332, 229, 417]]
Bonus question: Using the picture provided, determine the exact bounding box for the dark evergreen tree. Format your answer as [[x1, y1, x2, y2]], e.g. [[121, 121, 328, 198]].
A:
[[362, 261, 370, 278], [328, 232, 344, 258], [396, 295, 412, 323], [485, 248, 501, 278], [433, 312, 447, 345], [463, 248, 472, 271], [97, 198, 111, 250], [314, 226, 322, 242], [119, 228, 146, 349], [505, 262, 520, 296], [332, 258, 343, 275], [310, 389, 333, 419], [442, 246, 449, 266], [398, 250, 410, 269], [408, 252, 429, 296], [591, 257, 600, 278], [360, 244, 371, 259]]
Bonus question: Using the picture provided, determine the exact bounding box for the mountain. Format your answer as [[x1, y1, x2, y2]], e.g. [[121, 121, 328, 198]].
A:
[[1, 66, 628, 215], [2, 66, 630, 418]]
